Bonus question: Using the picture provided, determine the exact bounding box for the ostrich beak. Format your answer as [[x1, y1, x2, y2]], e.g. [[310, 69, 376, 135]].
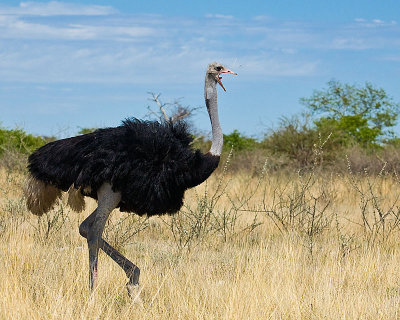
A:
[[217, 68, 238, 92]]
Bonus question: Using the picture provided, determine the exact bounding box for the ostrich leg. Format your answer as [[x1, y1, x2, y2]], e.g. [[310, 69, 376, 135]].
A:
[[100, 239, 141, 297], [79, 183, 140, 295], [83, 183, 121, 290]]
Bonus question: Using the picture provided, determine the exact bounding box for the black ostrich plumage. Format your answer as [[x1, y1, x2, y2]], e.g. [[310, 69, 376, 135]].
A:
[[27, 118, 220, 216]]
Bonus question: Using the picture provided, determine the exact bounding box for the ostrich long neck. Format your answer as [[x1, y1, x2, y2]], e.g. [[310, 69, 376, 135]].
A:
[[204, 75, 223, 156]]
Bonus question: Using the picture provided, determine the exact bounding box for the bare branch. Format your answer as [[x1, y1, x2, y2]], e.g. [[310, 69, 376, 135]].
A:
[[147, 92, 169, 122], [145, 92, 201, 124]]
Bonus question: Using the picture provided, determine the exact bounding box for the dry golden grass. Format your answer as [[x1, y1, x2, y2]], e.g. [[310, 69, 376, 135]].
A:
[[1, 165, 400, 319]]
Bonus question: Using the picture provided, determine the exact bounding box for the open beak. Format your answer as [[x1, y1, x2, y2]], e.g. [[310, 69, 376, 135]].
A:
[[217, 68, 238, 92]]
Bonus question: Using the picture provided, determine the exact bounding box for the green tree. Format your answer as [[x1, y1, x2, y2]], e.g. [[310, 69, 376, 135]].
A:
[[300, 80, 400, 147]]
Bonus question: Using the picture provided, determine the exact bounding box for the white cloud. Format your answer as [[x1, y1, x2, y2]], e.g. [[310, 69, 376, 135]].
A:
[[0, 1, 116, 16], [252, 16, 271, 21], [205, 13, 234, 19], [330, 37, 372, 50], [380, 55, 400, 62], [353, 18, 398, 28], [0, 2, 398, 87], [372, 19, 384, 24], [0, 14, 154, 40], [239, 56, 319, 77]]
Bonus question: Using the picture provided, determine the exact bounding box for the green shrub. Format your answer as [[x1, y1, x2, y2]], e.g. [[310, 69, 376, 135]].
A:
[[77, 127, 97, 135], [0, 127, 46, 170], [223, 129, 258, 152], [262, 116, 352, 168], [0, 127, 46, 155]]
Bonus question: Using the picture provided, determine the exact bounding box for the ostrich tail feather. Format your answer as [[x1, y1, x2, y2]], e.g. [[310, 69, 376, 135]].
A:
[[24, 175, 62, 216], [67, 186, 86, 212]]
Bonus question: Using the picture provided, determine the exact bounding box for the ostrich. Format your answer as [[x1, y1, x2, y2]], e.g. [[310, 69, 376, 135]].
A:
[[24, 62, 237, 297]]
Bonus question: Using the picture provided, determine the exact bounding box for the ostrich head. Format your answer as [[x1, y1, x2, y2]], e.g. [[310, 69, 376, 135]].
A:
[[206, 62, 237, 92]]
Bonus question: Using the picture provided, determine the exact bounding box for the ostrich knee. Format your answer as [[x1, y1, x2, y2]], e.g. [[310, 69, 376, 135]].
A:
[[79, 210, 97, 238], [79, 221, 89, 238]]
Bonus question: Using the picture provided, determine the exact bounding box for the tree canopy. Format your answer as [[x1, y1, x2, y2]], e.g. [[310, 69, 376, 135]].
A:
[[300, 80, 400, 146]]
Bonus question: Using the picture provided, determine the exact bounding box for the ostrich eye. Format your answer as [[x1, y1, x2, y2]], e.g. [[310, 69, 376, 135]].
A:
[[215, 66, 222, 72]]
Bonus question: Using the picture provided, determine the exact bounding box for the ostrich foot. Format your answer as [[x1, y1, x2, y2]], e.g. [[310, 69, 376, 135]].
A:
[[126, 282, 143, 306]]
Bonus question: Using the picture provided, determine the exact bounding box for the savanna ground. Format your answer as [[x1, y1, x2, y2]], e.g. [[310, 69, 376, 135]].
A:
[[1, 157, 400, 320]]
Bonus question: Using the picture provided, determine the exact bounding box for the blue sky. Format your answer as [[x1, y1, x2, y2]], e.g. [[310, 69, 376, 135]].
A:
[[1, 1, 399, 138]]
